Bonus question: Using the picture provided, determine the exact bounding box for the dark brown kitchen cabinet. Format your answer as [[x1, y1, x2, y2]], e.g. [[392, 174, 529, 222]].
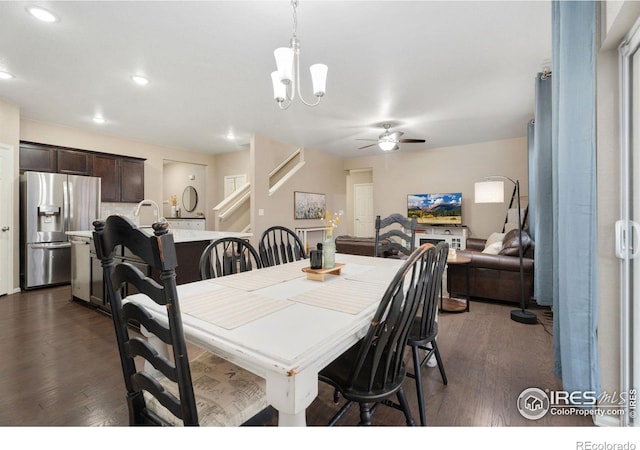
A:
[[92, 154, 121, 202], [20, 141, 145, 202], [120, 158, 144, 203], [92, 155, 145, 203], [19, 142, 57, 173], [58, 149, 93, 175]]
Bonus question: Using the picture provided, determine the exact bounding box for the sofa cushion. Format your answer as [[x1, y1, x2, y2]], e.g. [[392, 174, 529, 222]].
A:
[[482, 241, 503, 254], [335, 235, 398, 257], [499, 229, 532, 256]]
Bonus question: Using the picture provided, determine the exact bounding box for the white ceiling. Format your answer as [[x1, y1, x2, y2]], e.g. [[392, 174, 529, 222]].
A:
[[0, 1, 551, 158]]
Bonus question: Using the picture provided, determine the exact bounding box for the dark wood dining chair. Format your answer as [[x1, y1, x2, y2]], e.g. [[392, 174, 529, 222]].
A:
[[93, 215, 269, 426], [258, 225, 306, 267], [318, 243, 437, 426], [199, 237, 262, 279], [406, 241, 449, 426], [374, 213, 417, 258]]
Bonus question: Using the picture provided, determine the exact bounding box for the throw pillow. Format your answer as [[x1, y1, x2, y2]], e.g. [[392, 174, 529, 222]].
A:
[[484, 232, 505, 250], [482, 241, 503, 254]]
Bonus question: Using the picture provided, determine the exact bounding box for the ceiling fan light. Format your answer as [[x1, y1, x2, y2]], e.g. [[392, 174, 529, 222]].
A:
[[378, 141, 397, 151], [274, 47, 294, 85], [310, 64, 327, 97], [27, 6, 59, 23], [271, 71, 286, 102]]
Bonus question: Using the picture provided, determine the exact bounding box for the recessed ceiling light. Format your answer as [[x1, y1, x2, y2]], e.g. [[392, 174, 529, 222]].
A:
[[226, 132, 235, 140], [26, 6, 59, 23], [93, 116, 105, 124], [131, 75, 150, 86], [0, 71, 14, 80]]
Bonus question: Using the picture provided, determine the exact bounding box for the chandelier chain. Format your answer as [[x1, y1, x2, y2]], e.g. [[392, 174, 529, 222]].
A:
[[291, 0, 298, 38]]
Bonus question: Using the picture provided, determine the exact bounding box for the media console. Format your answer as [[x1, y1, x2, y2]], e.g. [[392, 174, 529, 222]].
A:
[[413, 226, 468, 250]]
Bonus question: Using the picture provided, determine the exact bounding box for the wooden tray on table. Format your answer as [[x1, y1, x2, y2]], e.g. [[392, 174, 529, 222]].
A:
[[302, 263, 345, 281]]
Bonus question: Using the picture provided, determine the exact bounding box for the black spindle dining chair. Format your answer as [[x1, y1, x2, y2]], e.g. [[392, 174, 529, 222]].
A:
[[406, 241, 450, 426], [199, 237, 262, 279], [318, 243, 437, 426], [258, 225, 306, 267]]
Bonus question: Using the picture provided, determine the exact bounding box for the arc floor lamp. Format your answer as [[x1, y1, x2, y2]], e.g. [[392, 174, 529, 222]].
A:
[[475, 176, 537, 325]]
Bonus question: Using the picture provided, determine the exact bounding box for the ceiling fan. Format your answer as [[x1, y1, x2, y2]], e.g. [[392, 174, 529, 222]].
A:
[[356, 124, 426, 151]]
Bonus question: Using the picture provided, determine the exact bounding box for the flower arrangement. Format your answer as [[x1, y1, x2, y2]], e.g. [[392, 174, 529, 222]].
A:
[[318, 210, 342, 239]]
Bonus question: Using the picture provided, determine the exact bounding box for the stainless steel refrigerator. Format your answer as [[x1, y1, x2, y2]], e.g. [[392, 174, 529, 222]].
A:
[[21, 171, 101, 290]]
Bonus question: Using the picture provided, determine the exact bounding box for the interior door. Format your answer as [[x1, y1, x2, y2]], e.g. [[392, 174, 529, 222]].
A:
[[0, 144, 13, 296], [354, 183, 374, 237]]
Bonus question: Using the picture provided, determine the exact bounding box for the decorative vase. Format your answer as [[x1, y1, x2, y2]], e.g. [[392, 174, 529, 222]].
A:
[[323, 228, 335, 269]]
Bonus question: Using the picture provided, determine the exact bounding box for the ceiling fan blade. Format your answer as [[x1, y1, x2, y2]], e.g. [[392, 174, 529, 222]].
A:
[[358, 143, 378, 149], [398, 138, 426, 143]]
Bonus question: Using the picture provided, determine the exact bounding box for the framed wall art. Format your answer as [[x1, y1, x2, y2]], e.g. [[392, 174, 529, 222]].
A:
[[294, 191, 326, 219]]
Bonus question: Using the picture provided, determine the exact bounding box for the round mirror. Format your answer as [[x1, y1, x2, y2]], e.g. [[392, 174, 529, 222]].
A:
[[182, 185, 198, 212]]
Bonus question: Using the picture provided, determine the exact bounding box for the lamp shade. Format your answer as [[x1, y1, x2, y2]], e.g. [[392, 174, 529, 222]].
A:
[[274, 47, 294, 85], [475, 181, 504, 203], [310, 64, 328, 97]]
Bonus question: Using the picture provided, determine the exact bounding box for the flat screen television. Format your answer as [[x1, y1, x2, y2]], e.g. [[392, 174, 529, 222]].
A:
[[407, 192, 462, 225]]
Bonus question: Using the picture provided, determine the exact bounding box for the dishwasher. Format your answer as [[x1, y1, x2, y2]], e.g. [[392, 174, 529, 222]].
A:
[[70, 236, 92, 302]]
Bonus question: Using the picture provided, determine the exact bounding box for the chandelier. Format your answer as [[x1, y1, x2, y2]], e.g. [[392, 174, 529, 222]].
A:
[[271, 0, 327, 109]]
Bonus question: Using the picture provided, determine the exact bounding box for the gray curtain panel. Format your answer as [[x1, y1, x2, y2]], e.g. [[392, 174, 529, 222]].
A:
[[551, 0, 600, 397], [529, 74, 553, 307]]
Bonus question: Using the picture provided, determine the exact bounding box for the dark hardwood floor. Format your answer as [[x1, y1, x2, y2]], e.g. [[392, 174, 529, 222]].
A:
[[0, 285, 592, 427]]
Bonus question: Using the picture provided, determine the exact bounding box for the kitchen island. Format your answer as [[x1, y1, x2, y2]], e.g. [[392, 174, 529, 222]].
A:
[[67, 229, 252, 311]]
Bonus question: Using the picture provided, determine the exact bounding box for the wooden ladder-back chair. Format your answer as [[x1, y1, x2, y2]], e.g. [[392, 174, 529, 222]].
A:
[[406, 241, 450, 426], [93, 216, 269, 426], [318, 243, 437, 426], [258, 225, 306, 267], [199, 237, 262, 279], [374, 213, 417, 258]]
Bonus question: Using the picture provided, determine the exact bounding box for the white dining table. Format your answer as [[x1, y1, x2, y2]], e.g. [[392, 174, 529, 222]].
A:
[[125, 253, 404, 426]]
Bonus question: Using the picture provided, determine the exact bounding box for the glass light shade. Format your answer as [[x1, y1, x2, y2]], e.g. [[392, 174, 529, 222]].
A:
[[274, 47, 294, 85], [378, 140, 397, 151], [475, 181, 504, 203], [271, 71, 286, 102], [310, 63, 328, 97]]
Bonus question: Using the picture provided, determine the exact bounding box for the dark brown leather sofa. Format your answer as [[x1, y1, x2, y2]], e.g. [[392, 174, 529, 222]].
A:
[[447, 229, 534, 306], [335, 235, 398, 258]]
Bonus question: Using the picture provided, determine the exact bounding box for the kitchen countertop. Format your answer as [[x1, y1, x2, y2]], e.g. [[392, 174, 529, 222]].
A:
[[66, 229, 252, 244]]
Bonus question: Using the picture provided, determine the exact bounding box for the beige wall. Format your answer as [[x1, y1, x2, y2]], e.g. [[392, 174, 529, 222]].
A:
[[343, 137, 529, 240], [596, 40, 621, 422], [251, 133, 346, 251], [162, 161, 207, 219], [213, 150, 250, 206]]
